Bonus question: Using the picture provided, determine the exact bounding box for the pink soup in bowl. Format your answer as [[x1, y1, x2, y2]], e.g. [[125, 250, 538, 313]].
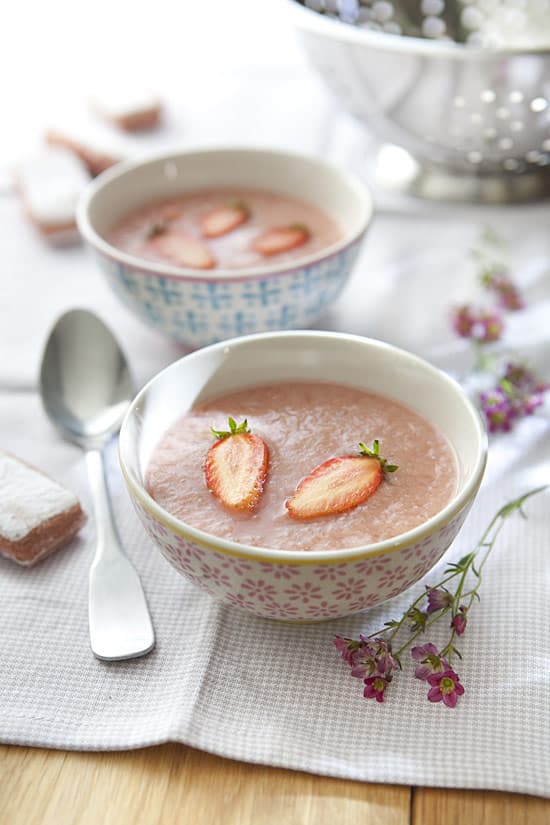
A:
[[77, 147, 372, 348], [119, 331, 487, 622]]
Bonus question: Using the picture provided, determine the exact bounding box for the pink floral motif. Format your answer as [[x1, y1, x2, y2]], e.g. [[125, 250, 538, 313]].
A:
[[412, 562, 429, 578], [375, 555, 393, 566], [346, 597, 374, 613], [377, 564, 409, 588], [353, 560, 377, 576], [224, 592, 268, 614], [152, 522, 170, 538], [303, 600, 344, 618], [130, 488, 473, 623], [265, 602, 302, 619], [178, 557, 200, 576], [363, 592, 381, 608], [179, 544, 203, 563], [218, 556, 253, 576], [240, 578, 278, 603], [384, 585, 406, 599], [198, 563, 232, 590], [330, 577, 368, 601], [284, 581, 323, 603], [439, 522, 457, 540], [182, 571, 212, 593], [258, 562, 300, 579], [311, 565, 349, 581], [162, 542, 182, 560]]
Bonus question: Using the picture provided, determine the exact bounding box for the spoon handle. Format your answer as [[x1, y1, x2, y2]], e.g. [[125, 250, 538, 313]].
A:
[[86, 449, 155, 661]]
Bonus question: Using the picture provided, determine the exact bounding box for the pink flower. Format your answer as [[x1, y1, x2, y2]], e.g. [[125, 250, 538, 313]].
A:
[[350, 637, 398, 680], [350, 647, 377, 679], [452, 305, 476, 338], [411, 643, 450, 681], [451, 304, 503, 343], [479, 386, 517, 432], [482, 271, 524, 311], [502, 362, 549, 418], [333, 635, 363, 666], [427, 670, 465, 708], [363, 676, 389, 703], [451, 607, 468, 635], [426, 587, 452, 613], [475, 309, 504, 342]]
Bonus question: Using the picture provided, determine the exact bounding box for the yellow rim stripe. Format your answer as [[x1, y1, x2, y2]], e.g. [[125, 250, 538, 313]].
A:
[[123, 464, 463, 567]]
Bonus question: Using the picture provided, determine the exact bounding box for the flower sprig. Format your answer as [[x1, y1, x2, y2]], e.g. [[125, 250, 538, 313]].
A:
[[450, 227, 548, 433], [479, 362, 548, 432], [334, 486, 547, 708]]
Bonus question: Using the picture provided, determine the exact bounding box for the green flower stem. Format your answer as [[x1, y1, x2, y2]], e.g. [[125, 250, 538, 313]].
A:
[[365, 570, 462, 643], [367, 486, 547, 663], [394, 608, 452, 659]]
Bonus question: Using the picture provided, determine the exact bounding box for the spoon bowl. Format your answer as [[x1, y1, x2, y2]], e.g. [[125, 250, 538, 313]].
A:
[[40, 310, 134, 450], [40, 309, 155, 661]]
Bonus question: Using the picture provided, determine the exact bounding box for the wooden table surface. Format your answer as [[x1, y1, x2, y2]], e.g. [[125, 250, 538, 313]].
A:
[[1, 744, 548, 824]]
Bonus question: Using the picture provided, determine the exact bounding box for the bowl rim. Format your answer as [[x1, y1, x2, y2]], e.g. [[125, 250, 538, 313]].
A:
[[76, 145, 374, 281], [287, 0, 550, 59], [119, 330, 488, 565]]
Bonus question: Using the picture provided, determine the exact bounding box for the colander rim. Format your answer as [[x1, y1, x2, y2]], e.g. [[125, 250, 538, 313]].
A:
[[288, 0, 550, 59]]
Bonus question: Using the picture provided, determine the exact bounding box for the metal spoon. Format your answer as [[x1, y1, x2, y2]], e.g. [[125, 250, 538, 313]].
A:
[[39, 308, 155, 661]]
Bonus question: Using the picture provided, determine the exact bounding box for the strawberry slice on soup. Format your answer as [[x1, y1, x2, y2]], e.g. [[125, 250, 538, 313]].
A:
[[205, 418, 269, 512], [286, 440, 398, 520], [201, 201, 250, 238], [252, 224, 310, 257], [151, 232, 216, 269]]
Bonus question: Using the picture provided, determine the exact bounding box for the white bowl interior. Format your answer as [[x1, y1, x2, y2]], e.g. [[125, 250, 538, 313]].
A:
[[82, 147, 371, 250], [120, 331, 487, 555]]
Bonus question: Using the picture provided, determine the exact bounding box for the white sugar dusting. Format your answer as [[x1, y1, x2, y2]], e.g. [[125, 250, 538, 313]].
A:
[[0, 452, 77, 541]]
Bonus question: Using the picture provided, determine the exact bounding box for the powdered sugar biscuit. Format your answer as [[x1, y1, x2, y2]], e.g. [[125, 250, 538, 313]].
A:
[[0, 450, 86, 566], [14, 147, 90, 242], [45, 125, 125, 176], [91, 88, 162, 132]]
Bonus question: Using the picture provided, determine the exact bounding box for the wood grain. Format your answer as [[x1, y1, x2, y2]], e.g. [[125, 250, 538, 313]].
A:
[[413, 787, 550, 825], [0, 744, 410, 825], [2, 744, 548, 824]]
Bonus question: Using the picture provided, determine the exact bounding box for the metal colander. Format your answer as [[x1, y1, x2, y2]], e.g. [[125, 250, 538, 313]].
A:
[[289, 1, 550, 201], [300, 0, 550, 47]]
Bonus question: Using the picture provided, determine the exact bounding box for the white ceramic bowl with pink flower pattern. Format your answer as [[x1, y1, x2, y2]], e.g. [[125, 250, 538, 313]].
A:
[[119, 331, 487, 622]]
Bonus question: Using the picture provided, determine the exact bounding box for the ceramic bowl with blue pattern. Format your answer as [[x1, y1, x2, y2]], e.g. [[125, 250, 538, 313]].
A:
[[77, 147, 372, 348]]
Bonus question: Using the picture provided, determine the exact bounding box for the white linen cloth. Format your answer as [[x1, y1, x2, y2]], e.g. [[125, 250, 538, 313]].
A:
[[1, 0, 550, 798]]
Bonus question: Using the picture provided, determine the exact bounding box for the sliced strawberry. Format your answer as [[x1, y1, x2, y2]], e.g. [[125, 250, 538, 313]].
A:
[[151, 232, 216, 269], [160, 205, 182, 221], [205, 418, 269, 512], [201, 201, 250, 238], [252, 224, 310, 257], [286, 441, 397, 520]]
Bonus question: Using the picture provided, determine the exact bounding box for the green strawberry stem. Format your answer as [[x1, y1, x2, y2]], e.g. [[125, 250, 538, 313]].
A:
[[225, 199, 250, 216], [146, 221, 168, 239], [358, 440, 398, 474], [211, 417, 250, 440], [289, 222, 310, 235]]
